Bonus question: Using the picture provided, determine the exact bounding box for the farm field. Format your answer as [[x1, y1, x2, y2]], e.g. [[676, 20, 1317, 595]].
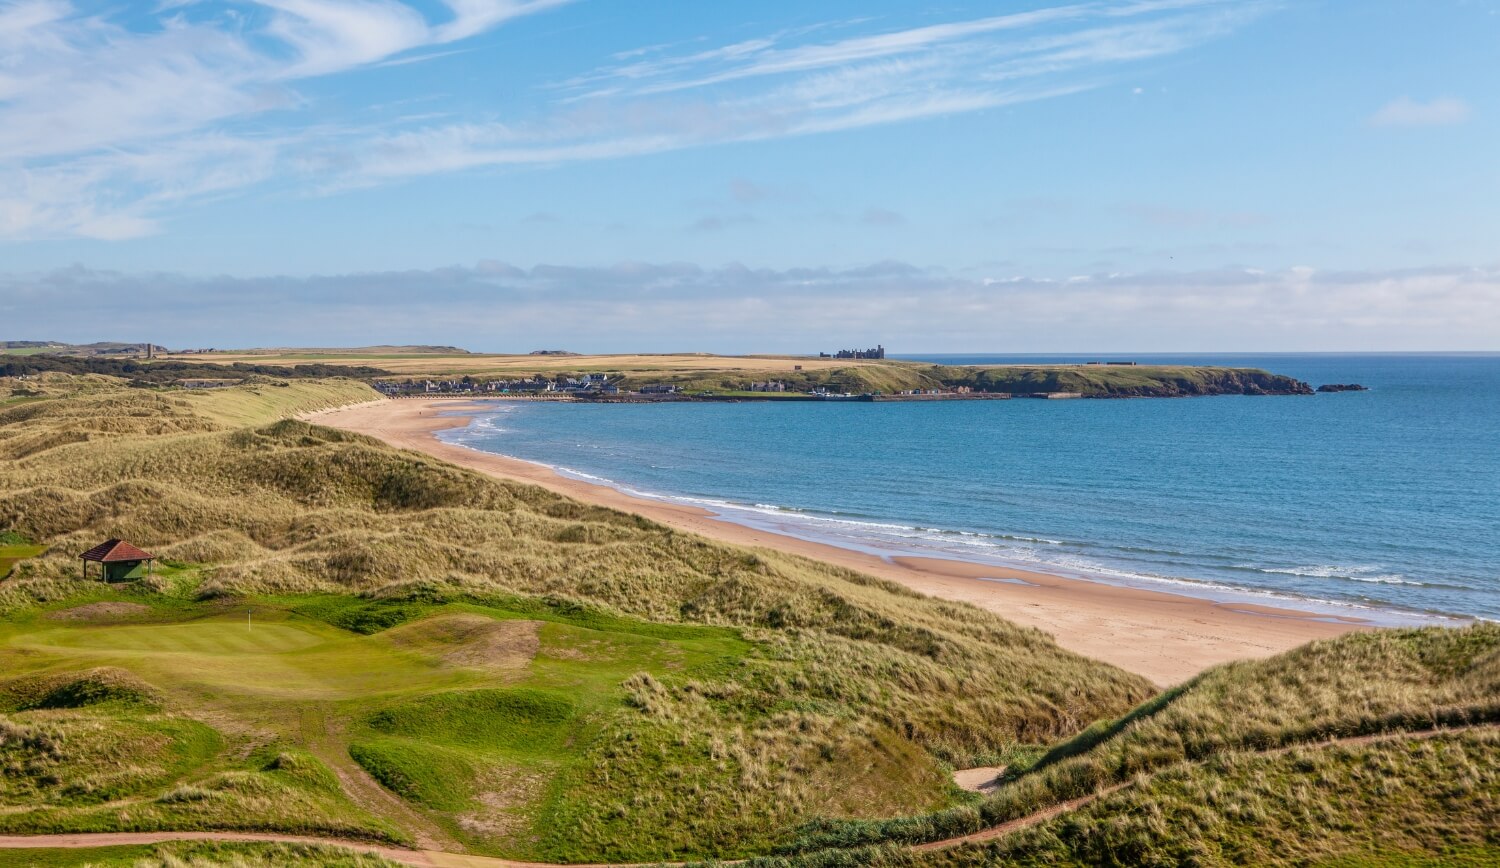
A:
[[158, 350, 886, 377]]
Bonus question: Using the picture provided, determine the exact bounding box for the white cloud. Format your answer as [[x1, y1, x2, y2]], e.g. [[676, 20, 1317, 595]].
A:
[[0, 0, 573, 239], [0, 0, 1270, 240], [256, 0, 432, 78], [335, 1, 1266, 187], [435, 0, 574, 42], [3, 262, 1496, 352], [1369, 96, 1472, 128]]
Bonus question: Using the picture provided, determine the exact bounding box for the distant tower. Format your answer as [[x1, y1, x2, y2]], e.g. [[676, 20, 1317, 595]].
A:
[[144, 343, 154, 360]]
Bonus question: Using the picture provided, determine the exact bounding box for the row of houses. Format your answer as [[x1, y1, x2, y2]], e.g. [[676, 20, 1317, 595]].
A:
[[374, 373, 622, 396], [896, 386, 973, 396]]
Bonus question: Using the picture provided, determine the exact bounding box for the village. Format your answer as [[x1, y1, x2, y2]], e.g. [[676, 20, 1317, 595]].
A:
[[371, 374, 1008, 402], [367, 345, 1009, 401]]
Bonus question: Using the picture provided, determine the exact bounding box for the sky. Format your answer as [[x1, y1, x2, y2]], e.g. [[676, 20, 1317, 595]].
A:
[[1, 0, 1498, 352]]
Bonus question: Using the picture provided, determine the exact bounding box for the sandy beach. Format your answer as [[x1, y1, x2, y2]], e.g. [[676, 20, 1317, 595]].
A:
[[305, 398, 1368, 686]]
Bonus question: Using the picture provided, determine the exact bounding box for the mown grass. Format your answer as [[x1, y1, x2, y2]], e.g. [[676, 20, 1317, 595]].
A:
[[0, 673, 393, 843], [0, 652, 400, 843], [1, 538, 46, 578]]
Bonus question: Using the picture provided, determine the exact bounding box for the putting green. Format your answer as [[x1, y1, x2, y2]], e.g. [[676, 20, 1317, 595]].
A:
[[20, 620, 329, 655], [3, 614, 489, 706]]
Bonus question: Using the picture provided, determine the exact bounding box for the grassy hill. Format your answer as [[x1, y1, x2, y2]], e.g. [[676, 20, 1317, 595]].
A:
[[0, 376, 1150, 862], [930, 363, 1314, 397], [773, 625, 1500, 866], [8, 351, 1315, 397]]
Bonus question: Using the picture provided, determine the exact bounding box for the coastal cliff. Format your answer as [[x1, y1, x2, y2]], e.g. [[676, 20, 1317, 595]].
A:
[[4, 351, 1315, 400], [935, 365, 1315, 398], [603, 363, 1315, 399]]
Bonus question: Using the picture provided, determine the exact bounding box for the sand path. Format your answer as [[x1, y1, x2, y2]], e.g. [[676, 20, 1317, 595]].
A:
[[304, 398, 1366, 686], [301, 702, 462, 853]]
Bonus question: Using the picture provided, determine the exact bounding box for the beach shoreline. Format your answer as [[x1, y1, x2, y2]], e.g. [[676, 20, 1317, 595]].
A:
[[305, 397, 1371, 686]]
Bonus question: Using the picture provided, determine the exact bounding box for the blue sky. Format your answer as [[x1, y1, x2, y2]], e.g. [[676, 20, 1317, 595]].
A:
[[2, 0, 1498, 351]]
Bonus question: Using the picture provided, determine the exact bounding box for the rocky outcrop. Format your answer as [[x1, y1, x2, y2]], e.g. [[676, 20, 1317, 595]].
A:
[[946, 367, 1316, 398], [1317, 384, 1369, 393]]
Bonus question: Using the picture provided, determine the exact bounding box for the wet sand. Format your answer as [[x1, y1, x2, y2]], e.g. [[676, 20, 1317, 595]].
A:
[[304, 398, 1367, 686]]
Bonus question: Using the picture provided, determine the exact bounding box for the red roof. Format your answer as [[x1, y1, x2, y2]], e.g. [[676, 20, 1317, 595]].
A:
[[80, 539, 155, 563]]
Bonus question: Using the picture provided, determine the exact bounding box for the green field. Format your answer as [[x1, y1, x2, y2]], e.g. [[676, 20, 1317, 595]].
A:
[[0, 591, 757, 859], [0, 532, 45, 578]]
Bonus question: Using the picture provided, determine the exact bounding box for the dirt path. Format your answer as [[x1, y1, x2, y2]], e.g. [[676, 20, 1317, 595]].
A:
[[0, 831, 663, 868], [0, 831, 432, 864], [919, 723, 1497, 853], [4, 725, 1492, 866], [302, 703, 462, 853]]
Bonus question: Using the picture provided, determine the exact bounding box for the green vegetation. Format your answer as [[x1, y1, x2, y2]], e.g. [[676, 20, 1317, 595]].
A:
[[0, 375, 1150, 862], [611, 364, 935, 396], [606, 362, 1312, 397], [924, 731, 1500, 868], [2, 841, 402, 867], [122, 347, 1313, 397], [932, 363, 1314, 396], [0, 355, 391, 386], [767, 625, 1500, 865], [1, 531, 45, 578]]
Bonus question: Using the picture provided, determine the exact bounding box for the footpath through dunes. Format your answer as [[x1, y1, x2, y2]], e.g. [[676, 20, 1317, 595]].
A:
[[2, 615, 1497, 865], [779, 623, 1500, 863], [0, 376, 1154, 863]]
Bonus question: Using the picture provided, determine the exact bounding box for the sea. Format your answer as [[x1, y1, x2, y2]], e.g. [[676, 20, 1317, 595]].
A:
[[437, 354, 1500, 625]]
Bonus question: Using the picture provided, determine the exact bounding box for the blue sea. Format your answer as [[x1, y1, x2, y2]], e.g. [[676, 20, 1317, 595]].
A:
[[438, 354, 1500, 624]]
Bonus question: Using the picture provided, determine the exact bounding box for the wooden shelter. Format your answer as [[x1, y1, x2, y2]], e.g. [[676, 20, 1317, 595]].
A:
[[80, 538, 156, 582]]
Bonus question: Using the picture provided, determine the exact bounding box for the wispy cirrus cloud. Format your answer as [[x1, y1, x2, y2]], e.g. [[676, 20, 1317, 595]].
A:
[[0, 0, 1270, 240], [1369, 96, 1472, 128], [0, 0, 573, 238], [334, 0, 1270, 185]]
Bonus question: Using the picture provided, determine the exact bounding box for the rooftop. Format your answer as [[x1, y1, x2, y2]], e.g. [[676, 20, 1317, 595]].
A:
[[80, 538, 155, 563]]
